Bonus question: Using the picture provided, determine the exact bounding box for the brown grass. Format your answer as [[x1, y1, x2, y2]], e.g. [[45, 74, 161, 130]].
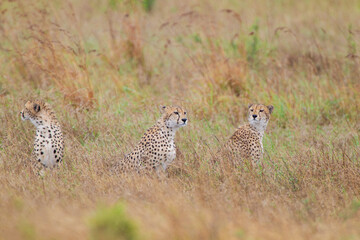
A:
[[0, 0, 359, 239]]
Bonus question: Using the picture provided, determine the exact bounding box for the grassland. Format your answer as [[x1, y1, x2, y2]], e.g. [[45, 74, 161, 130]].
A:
[[0, 0, 359, 239]]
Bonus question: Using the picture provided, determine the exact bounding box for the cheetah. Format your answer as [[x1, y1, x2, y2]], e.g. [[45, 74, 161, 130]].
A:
[[20, 100, 64, 168], [223, 104, 274, 166], [113, 105, 188, 174]]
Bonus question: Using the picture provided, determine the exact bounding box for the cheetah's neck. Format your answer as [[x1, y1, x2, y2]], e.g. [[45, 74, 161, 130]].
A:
[[248, 124, 266, 154], [36, 122, 60, 131], [157, 122, 177, 142], [249, 122, 267, 136], [35, 124, 61, 140], [166, 128, 176, 141]]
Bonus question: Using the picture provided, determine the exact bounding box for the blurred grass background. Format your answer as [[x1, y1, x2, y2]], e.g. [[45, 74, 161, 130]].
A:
[[0, 0, 359, 239]]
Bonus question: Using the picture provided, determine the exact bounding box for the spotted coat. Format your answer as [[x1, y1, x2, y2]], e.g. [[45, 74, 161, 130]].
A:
[[20, 100, 64, 168], [224, 104, 273, 166], [113, 106, 188, 174]]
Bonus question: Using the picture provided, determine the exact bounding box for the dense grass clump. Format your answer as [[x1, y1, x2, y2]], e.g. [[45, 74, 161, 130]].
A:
[[0, 0, 359, 239], [90, 203, 139, 240]]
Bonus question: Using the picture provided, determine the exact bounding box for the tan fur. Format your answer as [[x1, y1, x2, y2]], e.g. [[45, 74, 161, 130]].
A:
[[223, 104, 273, 166], [20, 100, 64, 168], [113, 105, 188, 174]]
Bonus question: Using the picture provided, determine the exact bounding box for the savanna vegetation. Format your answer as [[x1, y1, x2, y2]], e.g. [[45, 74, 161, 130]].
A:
[[0, 0, 359, 239]]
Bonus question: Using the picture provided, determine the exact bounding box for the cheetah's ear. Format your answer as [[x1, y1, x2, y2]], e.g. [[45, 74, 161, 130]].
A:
[[159, 105, 167, 113], [34, 103, 41, 113], [248, 104, 253, 109], [267, 105, 274, 114]]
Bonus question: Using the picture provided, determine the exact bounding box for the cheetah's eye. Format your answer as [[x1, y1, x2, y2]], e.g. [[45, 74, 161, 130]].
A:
[[260, 109, 264, 112], [250, 109, 254, 112], [34, 104, 41, 113], [174, 111, 179, 115], [184, 112, 187, 114]]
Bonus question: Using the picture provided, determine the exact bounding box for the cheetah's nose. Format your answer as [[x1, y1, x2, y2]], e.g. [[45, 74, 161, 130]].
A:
[[252, 114, 257, 119], [182, 118, 187, 123]]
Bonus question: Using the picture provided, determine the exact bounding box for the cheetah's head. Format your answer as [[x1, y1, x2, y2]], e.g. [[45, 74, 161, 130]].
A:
[[160, 105, 188, 129], [248, 104, 273, 129], [20, 100, 55, 127]]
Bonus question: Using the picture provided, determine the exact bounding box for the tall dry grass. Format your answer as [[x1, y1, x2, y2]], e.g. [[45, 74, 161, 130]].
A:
[[0, 0, 359, 239]]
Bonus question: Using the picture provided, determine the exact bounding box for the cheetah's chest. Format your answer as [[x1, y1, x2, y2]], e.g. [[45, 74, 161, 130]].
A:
[[165, 141, 176, 161], [160, 131, 176, 170], [249, 132, 263, 151], [255, 133, 263, 152], [34, 126, 62, 167]]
